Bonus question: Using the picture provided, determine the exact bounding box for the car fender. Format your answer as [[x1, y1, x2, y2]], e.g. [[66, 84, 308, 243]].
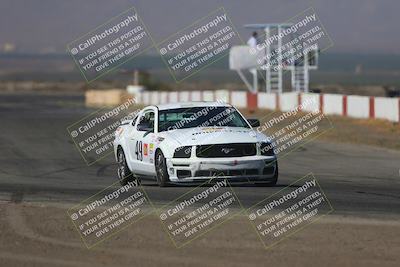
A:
[[156, 137, 180, 159], [113, 125, 131, 162]]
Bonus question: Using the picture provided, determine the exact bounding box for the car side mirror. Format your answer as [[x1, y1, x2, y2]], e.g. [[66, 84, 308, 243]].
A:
[[247, 119, 260, 127]]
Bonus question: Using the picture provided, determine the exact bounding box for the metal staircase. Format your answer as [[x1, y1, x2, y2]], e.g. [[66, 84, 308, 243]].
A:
[[229, 23, 318, 94], [266, 67, 281, 92], [265, 27, 283, 93], [291, 52, 310, 93]]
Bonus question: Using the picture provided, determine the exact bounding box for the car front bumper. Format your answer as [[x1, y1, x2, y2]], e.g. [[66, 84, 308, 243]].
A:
[[165, 155, 277, 183]]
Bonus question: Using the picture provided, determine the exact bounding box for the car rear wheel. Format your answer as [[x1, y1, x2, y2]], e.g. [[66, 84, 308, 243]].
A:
[[155, 150, 169, 187], [117, 148, 135, 186]]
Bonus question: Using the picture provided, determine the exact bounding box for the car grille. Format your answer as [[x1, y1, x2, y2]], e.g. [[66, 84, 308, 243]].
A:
[[196, 143, 257, 158]]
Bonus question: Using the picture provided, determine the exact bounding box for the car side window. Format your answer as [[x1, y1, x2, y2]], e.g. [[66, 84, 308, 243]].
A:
[[137, 111, 155, 132]]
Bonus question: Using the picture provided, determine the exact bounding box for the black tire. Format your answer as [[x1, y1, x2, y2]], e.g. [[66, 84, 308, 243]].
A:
[[259, 161, 278, 187], [117, 148, 134, 186], [155, 150, 169, 187], [268, 161, 279, 186]]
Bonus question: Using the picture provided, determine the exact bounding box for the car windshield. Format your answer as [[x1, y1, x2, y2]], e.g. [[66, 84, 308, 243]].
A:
[[158, 106, 250, 132]]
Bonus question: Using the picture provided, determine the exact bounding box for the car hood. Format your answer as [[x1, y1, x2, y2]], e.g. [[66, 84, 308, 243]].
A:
[[159, 127, 269, 146]]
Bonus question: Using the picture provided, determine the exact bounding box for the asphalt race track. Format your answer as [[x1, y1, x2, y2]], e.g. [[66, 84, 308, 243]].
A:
[[1, 92, 399, 216], [1, 92, 400, 266]]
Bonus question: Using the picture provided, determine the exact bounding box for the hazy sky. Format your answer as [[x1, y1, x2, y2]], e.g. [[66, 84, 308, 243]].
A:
[[0, 0, 399, 54]]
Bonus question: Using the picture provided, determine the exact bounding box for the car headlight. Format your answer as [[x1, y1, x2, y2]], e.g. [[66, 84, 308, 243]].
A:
[[173, 146, 192, 158], [260, 142, 275, 156]]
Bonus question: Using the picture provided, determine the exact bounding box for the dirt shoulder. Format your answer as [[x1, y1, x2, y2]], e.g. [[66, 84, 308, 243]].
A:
[[240, 109, 400, 151], [1, 202, 399, 267], [318, 115, 400, 151]]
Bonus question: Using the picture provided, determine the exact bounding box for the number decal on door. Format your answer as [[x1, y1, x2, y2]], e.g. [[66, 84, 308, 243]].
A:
[[135, 141, 143, 161]]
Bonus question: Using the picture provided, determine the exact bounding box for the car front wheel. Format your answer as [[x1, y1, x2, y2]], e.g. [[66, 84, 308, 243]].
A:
[[268, 161, 279, 186], [117, 148, 134, 186], [258, 161, 278, 187], [155, 150, 169, 187]]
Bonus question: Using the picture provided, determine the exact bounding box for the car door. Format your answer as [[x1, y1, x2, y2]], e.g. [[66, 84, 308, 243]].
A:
[[128, 108, 157, 175], [124, 111, 141, 172]]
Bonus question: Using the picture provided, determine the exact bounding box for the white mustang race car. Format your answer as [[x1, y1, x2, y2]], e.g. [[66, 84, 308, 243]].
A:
[[113, 101, 278, 187]]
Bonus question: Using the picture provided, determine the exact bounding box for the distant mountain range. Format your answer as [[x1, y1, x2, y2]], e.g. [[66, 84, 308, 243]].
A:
[[0, 52, 399, 86]]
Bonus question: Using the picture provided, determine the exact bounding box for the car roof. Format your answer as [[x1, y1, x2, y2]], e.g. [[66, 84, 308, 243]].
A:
[[154, 101, 231, 111]]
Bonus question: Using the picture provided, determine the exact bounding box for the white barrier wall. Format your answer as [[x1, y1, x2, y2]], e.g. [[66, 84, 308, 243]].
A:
[[132, 89, 399, 123], [168, 91, 179, 103], [280, 92, 298, 112], [203, 91, 214, 101], [133, 91, 142, 104], [301, 93, 320, 112], [179, 91, 190, 102], [347, 95, 370, 119], [160, 92, 168, 104], [258, 92, 276, 110], [323, 94, 343, 115], [150, 91, 159, 105], [231, 91, 247, 108], [142, 92, 150, 105], [375, 97, 399, 122], [215, 90, 230, 103], [191, 91, 202, 101]]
